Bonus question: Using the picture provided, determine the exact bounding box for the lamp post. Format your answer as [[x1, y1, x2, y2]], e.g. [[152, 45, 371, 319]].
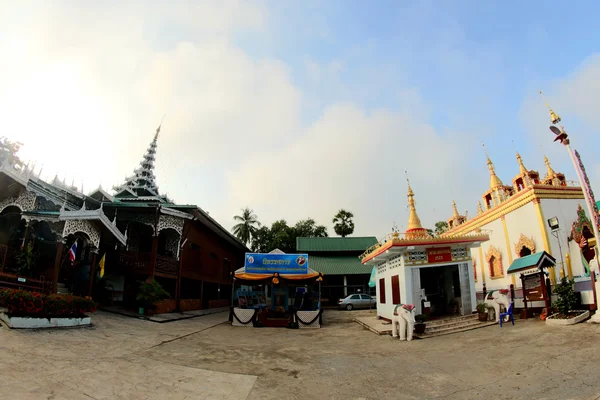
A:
[[543, 93, 600, 322], [547, 217, 565, 278]]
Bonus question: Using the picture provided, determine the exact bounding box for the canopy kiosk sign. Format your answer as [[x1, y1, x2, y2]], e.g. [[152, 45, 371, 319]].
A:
[[245, 253, 309, 275]]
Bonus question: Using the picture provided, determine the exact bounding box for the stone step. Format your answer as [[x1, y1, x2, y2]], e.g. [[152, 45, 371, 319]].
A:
[[424, 317, 483, 331], [424, 314, 478, 327], [425, 319, 484, 333], [417, 321, 497, 338]]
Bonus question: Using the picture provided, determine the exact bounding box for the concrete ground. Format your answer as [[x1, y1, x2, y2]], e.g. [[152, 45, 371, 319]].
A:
[[1, 309, 600, 400]]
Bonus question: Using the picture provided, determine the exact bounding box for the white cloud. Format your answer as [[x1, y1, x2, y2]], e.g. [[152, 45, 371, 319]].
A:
[[519, 54, 600, 198], [224, 103, 484, 236], [0, 1, 493, 238]]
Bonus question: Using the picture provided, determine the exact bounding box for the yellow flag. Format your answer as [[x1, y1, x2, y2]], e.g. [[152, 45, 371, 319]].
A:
[[98, 254, 106, 278]]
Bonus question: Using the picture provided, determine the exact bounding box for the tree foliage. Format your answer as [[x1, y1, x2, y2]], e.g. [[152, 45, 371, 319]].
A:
[[0, 137, 23, 168], [232, 207, 261, 245], [434, 221, 449, 236], [247, 218, 328, 253], [553, 277, 578, 316], [333, 209, 355, 237]]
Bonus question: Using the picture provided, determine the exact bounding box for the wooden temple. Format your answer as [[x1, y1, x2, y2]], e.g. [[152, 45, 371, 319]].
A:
[[0, 127, 247, 312]]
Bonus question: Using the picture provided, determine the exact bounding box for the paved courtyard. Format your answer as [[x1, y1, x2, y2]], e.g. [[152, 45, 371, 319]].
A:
[[1, 309, 599, 399]]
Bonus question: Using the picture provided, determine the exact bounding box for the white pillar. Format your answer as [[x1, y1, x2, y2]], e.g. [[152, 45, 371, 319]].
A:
[[343, 275, 348, 296]]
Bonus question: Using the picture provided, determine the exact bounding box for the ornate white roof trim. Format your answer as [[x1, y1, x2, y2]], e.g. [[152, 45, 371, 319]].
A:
[[59, 208, 127, 245], [161, 206, 193, 219]]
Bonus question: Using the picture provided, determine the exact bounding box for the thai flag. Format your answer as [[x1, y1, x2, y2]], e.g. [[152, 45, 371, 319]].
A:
[[67, 241, 77, 266]]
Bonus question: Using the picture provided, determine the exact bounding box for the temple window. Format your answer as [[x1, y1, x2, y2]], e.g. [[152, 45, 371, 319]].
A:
[[488, 255, 496, 277], [484, 194, 492, 209], [515, 178, 524, 191], [519, 246, 532, 257]]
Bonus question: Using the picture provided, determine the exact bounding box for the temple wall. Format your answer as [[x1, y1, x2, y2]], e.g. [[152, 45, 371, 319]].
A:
[[539, 197, 588, 279], [467, 196, 597, 306]]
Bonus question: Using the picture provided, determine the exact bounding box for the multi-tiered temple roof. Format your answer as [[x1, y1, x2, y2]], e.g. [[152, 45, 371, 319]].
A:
[[112, 125, 171, 203]]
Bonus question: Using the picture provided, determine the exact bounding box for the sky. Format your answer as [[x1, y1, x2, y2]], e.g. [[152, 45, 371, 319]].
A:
[[1, 0, 600, 238]]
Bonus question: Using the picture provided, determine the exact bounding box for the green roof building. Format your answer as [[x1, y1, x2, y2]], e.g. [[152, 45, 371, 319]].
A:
[[296, 236, 378, 305]]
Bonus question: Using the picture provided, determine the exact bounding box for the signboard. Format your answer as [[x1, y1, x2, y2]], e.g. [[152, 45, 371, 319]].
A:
[[244, 253, 309, 275], [17, 277, 26, 283], [523, 273, 544, 301], [426, 247, 452, 264]]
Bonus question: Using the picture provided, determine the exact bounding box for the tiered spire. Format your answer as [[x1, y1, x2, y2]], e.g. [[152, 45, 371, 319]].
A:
[[486, 153, 503, 189], [113, 124, 165, 200], [405, 173, 429, 238], [516, 152, 528, 176], [543, 155, 556, 179], [452, 200, 460, 220]]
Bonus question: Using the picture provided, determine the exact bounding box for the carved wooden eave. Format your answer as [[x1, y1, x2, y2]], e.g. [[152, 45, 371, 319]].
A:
[[161, 207, 193, 220], [514, 234, 536, 256], [59, 208, 127, 246]]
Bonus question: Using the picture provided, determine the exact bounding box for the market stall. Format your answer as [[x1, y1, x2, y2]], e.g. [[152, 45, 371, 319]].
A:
[[230, 252, 324, 328]]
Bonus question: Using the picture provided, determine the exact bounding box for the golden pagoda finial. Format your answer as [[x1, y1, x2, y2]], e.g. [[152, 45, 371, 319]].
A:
[[452, 200, 460, 219], [544, 155, 556, 178], [483, 143, 503, 189], [405, 171, 425, 236], [512, 140, 528, 176], [539, 90, 561, 125], [477, 201, 484, 215]]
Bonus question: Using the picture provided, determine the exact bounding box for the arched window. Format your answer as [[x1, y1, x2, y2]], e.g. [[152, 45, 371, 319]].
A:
[[488, 255, 496, 277], [519, 246, 532, 257]]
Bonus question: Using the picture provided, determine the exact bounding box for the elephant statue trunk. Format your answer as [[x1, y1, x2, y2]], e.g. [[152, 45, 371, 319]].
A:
[[392, 304, 416, 341]]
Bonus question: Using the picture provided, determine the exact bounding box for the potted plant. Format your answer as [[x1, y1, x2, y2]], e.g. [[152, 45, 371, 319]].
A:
[[16, 243, 37, 277], [136, 280, 170, 316], [414, 313, 427, 334], [476, 302, 489, 321]]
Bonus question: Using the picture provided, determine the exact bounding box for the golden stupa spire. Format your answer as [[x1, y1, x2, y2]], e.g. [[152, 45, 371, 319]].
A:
[[516, 152, 528, 175], [483, 143, 503, 189], [544, 155, 556, 178], [452, 200, 460, 219], [539, 91, 561, 125], [405, 171, 426, 237]]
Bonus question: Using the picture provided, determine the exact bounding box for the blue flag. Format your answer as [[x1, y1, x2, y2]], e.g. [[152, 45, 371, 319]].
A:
[[368, 267, 377, 288]]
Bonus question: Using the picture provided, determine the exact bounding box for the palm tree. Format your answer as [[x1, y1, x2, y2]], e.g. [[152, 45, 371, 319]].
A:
[[333, 209, 355, 237], [232, 208, 261, 245]]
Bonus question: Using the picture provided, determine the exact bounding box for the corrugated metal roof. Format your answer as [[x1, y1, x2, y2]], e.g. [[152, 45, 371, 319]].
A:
[[296, 237, 378, 252], [309, 255, 372, 275]]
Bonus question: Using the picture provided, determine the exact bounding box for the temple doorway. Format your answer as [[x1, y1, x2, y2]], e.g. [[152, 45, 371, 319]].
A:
[[419, 265, 462, 317]]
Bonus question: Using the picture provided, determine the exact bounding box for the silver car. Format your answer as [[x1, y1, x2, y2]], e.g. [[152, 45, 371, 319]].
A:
[[338, 294, 376, 310]]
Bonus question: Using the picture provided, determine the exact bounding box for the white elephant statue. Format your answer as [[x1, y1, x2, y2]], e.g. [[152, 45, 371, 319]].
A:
[[484, 289, 511, 322], [392, 304, 416, 341]]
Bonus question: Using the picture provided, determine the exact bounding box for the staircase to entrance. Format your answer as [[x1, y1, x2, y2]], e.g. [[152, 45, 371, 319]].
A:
[[56, 282, 71, 295], [414, 314, 496, 338]]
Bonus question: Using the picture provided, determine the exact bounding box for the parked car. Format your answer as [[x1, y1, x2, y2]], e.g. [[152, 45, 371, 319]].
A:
[[338, 294, 376, 310]]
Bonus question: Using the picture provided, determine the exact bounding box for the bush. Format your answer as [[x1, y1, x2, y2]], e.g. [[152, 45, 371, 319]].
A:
[[476, 302, 487, 313], [0, 289, 96, 318], [553, 277, 578, 316], [136, 280, 170, 309]]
